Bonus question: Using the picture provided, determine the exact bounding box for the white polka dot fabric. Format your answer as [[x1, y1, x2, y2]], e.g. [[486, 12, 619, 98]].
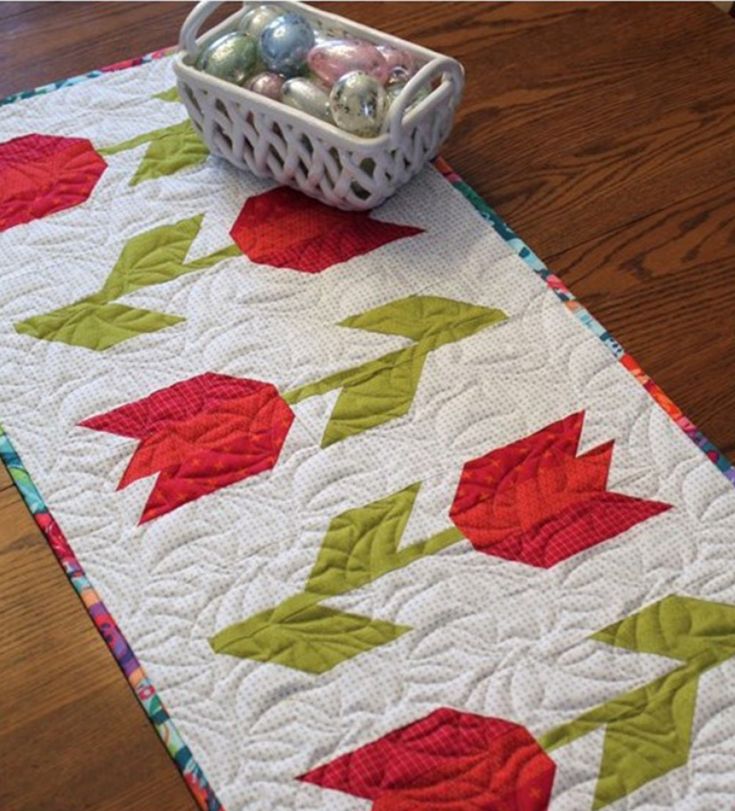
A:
[[2, 56, 735, 811]]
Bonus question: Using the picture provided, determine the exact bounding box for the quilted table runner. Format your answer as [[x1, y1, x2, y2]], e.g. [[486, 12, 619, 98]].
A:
[[3, 52, 735, 811]]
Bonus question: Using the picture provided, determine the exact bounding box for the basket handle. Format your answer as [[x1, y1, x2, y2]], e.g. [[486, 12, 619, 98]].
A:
[[385, 56, 464, 146], [180, 0, 230, 61]]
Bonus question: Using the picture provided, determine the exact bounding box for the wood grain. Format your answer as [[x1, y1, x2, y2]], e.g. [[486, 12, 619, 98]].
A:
[[0, 467, 197, 811], [0, 3, 734, 810]]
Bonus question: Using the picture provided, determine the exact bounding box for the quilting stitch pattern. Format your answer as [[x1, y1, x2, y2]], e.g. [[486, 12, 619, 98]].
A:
[[2, 51, 735, 811]]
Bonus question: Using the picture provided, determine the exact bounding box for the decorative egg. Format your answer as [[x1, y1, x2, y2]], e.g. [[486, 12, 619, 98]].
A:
[[259, 13, 315, 77], [329, 71, 388, 137], [308, 39, 389, 86], [238, 4, 282, 38], [282, 77, 332, 122], [197, 32, 258, 85], [246, 71, 284, 99], [377, 44, 416, 84], [194, 47, 208, 70]]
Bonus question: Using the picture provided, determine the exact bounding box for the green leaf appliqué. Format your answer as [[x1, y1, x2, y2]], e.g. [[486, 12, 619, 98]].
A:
[[153, 86, 181, 103], [100, 119, 208, 186], [210, 484, 464, 673], [15, 301, 183, 351], [210, 601, 409, 675], [14, 215, 215, 350], [284, 296, 507, 447], [99, 214, 204, 300], [540, 595, 735, 809]]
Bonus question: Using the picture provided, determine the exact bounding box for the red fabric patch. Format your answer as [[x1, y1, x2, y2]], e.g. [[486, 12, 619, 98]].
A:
[[299, 707, 555, 811], [230, 186, 423, 273], [80, 373, 294, 524], [450, 412, 671, 567], [0, 133, 106, 232]]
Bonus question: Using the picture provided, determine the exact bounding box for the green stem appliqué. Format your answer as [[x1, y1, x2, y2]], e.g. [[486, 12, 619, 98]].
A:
[[211, 483, 465, 673], [538, 594, 735, 809], [283, 295, 507, 447], [15, 216, 241, 350], [99, 119, 209, 186]]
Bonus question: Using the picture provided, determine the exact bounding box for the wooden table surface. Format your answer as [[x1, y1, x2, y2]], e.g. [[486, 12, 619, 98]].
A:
[[1, 3, 733, 809]]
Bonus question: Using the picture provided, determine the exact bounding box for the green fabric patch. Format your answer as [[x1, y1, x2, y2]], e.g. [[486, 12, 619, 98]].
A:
[[104, 215, 204, 299], [307, 483, 462, 597], [284, 295, 507, 446], [591, 593, 735, 665], [153, 86, 181, 103], [210, 601, 409, 675], [100, 119, 208, 185], [539, 595, 735, 809], [338, 294, 505, 347], [320, 346, 428, 448], [211, 484, 465, 673], [15, 300, 183, 351], [15, 216, 241, 350], [592, 670, 698, 810], [99, 214, 204, 300]]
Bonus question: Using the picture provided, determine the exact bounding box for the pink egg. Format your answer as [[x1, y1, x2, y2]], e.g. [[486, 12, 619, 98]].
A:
[[246, 72, 285, 100], [307, 39, 389, 86], [377, 44, 416, 84]]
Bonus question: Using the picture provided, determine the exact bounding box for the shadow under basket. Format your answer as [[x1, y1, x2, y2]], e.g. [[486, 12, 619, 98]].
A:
[[174, 0, 465, 210]]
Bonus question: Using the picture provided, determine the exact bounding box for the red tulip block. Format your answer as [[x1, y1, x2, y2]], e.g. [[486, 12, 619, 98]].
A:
[[450, 411, 671, 567], [230, 186, 423, 273], [300, 707, 555, 810], [0, 133, 107, 232], [80, 373, 294, 523]]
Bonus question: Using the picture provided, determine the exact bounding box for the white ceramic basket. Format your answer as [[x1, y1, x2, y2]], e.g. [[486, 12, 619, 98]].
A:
[[174, 0, 464, 210]]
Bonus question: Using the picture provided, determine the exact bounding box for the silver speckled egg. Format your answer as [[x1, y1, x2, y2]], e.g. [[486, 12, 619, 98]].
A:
[[329, 71, 388, 137], [238, 4, 282, 38], [282, 77, 332, 122], [259, 13, 315, 77], [197, 32, 258, 85]]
